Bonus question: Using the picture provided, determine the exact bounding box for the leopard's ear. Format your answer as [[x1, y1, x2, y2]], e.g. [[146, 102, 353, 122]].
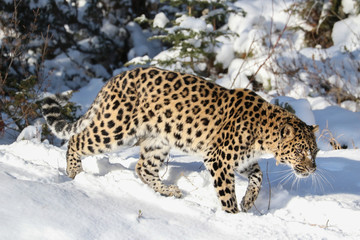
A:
[[281, 124, 295, 141], [310, 125, 319, 133]]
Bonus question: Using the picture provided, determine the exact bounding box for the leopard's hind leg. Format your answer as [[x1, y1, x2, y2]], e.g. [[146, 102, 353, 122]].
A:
[[136, 137, 182, 198], [66, 135, 83, 178], [64, 124, 134, 179]]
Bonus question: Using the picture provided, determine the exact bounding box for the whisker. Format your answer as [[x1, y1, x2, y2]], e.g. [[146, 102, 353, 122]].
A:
[[280, 171, 295, 188], [278, 170, 292, 183], [315, 168, 334, 191], [267, 169, 294, 174], [265, 164, 335, 195], [313, 174, 320, 192], [311, 174, 323, 193], [315, 173, 325, 193], [268, 169, 293, 184], [291, 174, 301, 191], [317, 168, 335, 182], [265, 165, 335, 195], [317, 174, 327, 193], [296, 176, 301, 190]]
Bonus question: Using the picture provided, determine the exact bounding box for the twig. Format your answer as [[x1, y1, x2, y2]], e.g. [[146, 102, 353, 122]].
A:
[[161, 156, 171, 178], [137, 209, 143, 222], [230, 38, 256, 89], [180, 172, 199, 191], [318, 121, 344, 150], [266, 160, 271, 211], [308, 219, 330, 229], [245, 8, 293, 89], [253, 204, 264, 216]]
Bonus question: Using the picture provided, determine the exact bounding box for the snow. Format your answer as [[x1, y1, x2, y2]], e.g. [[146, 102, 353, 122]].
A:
[[43, 49, 109, 92], [100, 20, 120, 38], [314, 106, 360, 150], [271, 96, 315, 125], [216, 58, 252, 89], [153, 12, 169, 28], [126, 22, 162, 60], [71, 77, 104, 113], [332, 15, 360, 51], [177, 16, 208, 32], [29, 0, 48, 9], [215, 36, 235, 69], [342, 0, 358, 15], [1, 138, 360, 239], [16, 124, 42, 142]]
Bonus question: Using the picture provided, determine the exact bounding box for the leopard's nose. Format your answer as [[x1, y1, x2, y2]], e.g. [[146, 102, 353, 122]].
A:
[[307, 163, 316, 174]]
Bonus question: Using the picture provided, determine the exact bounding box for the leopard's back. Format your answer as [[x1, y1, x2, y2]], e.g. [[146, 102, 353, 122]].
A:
[[134, 67, 231, 154]]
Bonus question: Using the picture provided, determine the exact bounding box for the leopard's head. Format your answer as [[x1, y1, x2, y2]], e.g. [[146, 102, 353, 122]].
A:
[[275, 118, 319, 178]]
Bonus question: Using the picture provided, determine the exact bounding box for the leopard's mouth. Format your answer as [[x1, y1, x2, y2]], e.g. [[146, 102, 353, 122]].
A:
[[293, 164, 316, 178]]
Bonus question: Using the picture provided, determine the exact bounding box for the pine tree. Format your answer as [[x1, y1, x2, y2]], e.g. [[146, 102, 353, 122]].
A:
[[133, 0, 245, 78], [0, 0, 132, 136]]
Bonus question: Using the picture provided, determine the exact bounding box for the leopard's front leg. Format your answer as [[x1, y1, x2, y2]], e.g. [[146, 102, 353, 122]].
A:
[[205, 156, 239, 213], [238, 162, 263, 212]]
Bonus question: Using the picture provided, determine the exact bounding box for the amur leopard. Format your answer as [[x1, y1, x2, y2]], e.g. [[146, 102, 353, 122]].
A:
[[41, 67, 319, 213]]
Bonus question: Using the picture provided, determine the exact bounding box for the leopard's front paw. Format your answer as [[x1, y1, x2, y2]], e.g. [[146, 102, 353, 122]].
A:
[[240, 195, 255, 212]]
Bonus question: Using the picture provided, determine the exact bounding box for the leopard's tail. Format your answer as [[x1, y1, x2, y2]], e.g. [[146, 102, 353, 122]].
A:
[[41, 91, 101, 140]]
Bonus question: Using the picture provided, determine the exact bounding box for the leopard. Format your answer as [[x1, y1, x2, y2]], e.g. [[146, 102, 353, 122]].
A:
[[41, 67, 319, 213]]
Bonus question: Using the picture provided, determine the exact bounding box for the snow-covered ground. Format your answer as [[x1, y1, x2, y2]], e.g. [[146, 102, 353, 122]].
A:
[[1, 139, 360, 239], [1, 0, 360, 239]]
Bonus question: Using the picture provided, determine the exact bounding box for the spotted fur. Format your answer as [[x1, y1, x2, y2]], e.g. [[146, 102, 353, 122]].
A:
[[41, 67, 319, 213]]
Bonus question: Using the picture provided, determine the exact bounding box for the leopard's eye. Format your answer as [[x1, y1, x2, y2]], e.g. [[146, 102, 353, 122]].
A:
[[311, 148, 320, 160], [314, 148, 320, 155]]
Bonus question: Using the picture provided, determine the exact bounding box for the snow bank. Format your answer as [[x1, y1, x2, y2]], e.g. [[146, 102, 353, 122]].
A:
[[332, 15, 360, 51], [16, 124, 42, 142], [314, 106, 360, 150], [271, 96, 316, 125]]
